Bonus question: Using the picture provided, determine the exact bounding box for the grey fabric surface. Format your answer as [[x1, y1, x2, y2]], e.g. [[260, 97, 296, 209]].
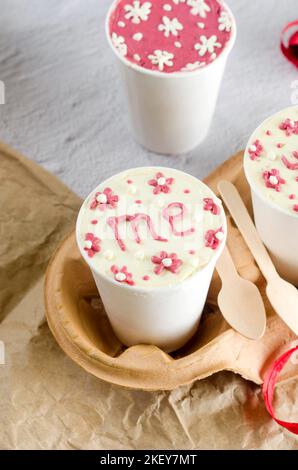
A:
[[0, 0, 297, 197]]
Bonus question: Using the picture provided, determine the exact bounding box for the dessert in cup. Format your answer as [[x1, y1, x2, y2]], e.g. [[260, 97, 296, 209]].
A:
[[106, 0, 236, 154], [76, 167, 226, 352], [244, 106, 298, 285]]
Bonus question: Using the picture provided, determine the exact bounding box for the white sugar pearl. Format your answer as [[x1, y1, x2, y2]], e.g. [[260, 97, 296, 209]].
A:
[[268, 152, 277, 161], [128, 185, 137, 195], [250, 144, 257, 152], [215, 231, 224, 241], [162, 258, 173, 267], [211, 53, 216, 60], [157, 177, 166, 186], [118, 21, 125, 28], [190, 258, 199, 268], [96, 193, 107, 204], [115, 272, 126, 282], [196, 212, 203, 222], [85, 240, 93, 249], [135, 250, 145, 260], [133, 32, 143, 41], [156, 197, 165, 208], [133, 53, 141, 61], [197, 22, 205, 29], [269, 175, 278, 185], [163, 4, 172, 11], [174, 41, 182, 48], [289, 119, 295, 127], [104, 250, 114, 260]]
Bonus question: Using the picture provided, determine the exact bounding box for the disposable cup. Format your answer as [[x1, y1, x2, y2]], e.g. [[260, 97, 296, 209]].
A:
[[243, 107, 298, 286], [76, 169, 227, 352], [105, 1, 237, 155]]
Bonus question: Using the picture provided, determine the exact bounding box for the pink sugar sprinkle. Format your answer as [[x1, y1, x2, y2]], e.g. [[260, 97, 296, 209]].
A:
[[277, 143, 284, 148], [289, 194, 296, 200], [143, 275, 150, 281], [127, 179, 133, 184], [91, 219, 98, 225], [189, 250, 196, 255], [293, 205, 298, 212], [296, 177, 298, 182], [266, 130, 272, 136], [184, 189, 190, 194], [135, 200, 142, 204]]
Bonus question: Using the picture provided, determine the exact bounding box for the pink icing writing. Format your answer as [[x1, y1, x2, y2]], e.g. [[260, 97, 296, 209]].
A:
[[107, 213, 168, 251], [162, 202, 195, 237], [107, 202, 196, 250], [281, 155, 298, 170]]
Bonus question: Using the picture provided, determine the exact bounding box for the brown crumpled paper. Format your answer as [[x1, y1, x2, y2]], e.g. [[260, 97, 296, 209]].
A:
[[0, 142, 298, 450]]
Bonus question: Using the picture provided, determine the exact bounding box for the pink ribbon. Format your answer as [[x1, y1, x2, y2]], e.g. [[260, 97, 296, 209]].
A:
[[281, 20, 298, 68], [262, 345, 298, 434]]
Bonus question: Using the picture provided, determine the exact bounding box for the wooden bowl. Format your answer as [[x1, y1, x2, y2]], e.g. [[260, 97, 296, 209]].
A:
[[45, 153, 297, 391]]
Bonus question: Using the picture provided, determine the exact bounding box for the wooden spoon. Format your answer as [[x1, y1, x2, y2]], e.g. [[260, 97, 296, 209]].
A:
[[216, 246, 266, 340], [218, 180, 298, 336]]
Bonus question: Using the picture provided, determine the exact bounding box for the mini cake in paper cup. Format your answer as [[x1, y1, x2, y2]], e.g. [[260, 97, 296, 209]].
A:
[[244, 106, 298, 285], [106, 0, 236, 154], [76, 167, 226, 352]]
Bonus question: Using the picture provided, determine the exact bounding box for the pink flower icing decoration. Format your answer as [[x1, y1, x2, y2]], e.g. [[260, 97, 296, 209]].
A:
[[205, 227, 224, 250], [90, 187, 119, 211], [148, 172, 174, 195], [248, 140, 263, 160], [151, 251, 183, 275], [279, 118, 298, 136], [203, 198, 220, 215], [262, 169, 286, 192], [84, 233, 101, 258], [111, 265, 135, 286]]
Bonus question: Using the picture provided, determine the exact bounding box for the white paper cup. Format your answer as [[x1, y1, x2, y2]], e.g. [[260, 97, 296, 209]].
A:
[[244, 108, 298, 286], [76, 184, 226, 353], [105, 1, 236, 155]]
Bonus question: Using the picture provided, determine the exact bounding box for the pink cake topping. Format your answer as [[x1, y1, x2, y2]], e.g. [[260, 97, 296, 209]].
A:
[[151, 251, 183, 275], [248, 140, 263, 160], [84, 233, 101, 258], [90, 187, 119, 211], [111, 265, 135, 285], [262, 169, 286, 192], [148, 171, 174, 194], [78, 167, 226, 288], [109, 0, 233, 73], [204, 227, 224, 250], [203, 197, 220, 215], [279, 118, 298, 136]]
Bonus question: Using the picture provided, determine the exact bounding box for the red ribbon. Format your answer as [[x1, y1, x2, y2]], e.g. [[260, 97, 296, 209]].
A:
[[281, 20, 298, 68], [262, 345, 298, 434]]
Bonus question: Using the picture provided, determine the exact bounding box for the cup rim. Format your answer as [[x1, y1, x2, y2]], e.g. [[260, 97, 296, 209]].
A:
[[243, 105, 298, 220], [105, 0, 237, 79], [76, 166, 227, 294]]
